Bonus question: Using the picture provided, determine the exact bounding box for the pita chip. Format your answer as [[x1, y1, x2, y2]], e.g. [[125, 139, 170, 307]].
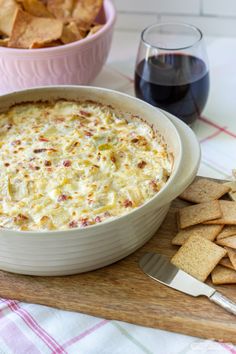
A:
[[73, 0, 103, 27], [21, 0, 52, 17], [8, 9, 63, 49], [0, 0, 19, 36]]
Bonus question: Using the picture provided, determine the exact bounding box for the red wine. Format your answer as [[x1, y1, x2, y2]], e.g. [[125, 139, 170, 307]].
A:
[[135, 54, 209, 125]]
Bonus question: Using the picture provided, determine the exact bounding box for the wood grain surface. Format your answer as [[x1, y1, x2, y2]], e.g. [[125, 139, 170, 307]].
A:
[[0, 180, 235, 343]]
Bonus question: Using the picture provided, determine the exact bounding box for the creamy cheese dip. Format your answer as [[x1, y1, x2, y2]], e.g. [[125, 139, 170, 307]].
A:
[[0, 100, 172, 231]]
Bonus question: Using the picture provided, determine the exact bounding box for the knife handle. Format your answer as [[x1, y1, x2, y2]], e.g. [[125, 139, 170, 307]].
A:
[[209, 291, 236, 316]]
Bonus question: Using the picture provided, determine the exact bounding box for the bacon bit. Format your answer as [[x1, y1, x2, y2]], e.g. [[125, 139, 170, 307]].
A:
[[11, 140, 21, 146], [80, 218, 89, 227], [4, 162, 10, 167], [58, 194, 68, 202], [29, 163, 40, 171], [95, 216, 102, 223], [110, 154, 116, 163], [44, 160, 52, 166], [33, 148, 47, 153], [69, 220, 78, 228], [84, 131, 93, 137], [36, 148, 57, 153], [81, 221, 89, 227], [47, 167, 53, 173], [39, 136, 49, 142], [150, 180, 159, 192], [80, 110, 91, 117], [123, 199, 133, 208], [63, 160, 72, 167], [137, 161, 147, 169], [131, 138, 139, 143]]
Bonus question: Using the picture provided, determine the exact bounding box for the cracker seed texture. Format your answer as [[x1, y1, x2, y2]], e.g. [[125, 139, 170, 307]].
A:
[[171, 235, 226, 282]]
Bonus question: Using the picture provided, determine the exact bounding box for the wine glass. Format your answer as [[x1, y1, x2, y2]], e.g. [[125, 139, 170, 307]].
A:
[[134, 23, 210, 126]]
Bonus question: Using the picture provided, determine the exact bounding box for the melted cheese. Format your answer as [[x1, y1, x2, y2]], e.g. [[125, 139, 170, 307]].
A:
[[0, 100, 172, 231]]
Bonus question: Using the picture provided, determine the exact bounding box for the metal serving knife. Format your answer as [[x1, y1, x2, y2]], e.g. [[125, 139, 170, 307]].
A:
[[139, 252, 236, 316]]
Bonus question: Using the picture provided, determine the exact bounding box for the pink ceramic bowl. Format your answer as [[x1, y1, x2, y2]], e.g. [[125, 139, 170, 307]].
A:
[[0, 0, 116, 95]]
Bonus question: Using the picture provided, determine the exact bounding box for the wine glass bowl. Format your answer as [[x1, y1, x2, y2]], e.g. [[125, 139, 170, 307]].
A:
[[134, 23, 210, 125]]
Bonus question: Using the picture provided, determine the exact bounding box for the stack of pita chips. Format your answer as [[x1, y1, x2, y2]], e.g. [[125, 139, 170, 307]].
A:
[[0, 0, 103, 49]]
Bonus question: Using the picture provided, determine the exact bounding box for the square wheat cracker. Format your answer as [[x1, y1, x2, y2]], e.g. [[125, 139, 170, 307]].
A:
[[179, 200, 222, 229], [172, 224, 223, 246], [211, 265, 236, 284], [179, 178, 230, 203], [224, 247, 236, 270], [171, 235, 226, 281], [224, 181, 236, 201], [216, 225, 236, 241], [219, 257, 235, 270], [205, 200, 236, 225], [217, 235, 236, 248]]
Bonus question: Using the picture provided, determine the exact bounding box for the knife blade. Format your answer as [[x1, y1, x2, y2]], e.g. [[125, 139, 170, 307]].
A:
[[139, 252, 236, 316]]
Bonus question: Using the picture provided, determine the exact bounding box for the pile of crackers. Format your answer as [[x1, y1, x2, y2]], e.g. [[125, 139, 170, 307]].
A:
[[0, 0, 103, 49], [171, 178, 236, 285]]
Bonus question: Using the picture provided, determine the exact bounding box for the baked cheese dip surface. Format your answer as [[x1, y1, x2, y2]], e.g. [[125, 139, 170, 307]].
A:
[[0, 101, 172, 231]]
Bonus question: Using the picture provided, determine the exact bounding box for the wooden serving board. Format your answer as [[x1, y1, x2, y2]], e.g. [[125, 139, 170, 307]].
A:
[[0, 178, 236, 343]]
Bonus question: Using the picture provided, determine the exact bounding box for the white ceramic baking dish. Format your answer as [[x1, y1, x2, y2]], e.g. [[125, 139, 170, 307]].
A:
[[0, 86, 200, 275]]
